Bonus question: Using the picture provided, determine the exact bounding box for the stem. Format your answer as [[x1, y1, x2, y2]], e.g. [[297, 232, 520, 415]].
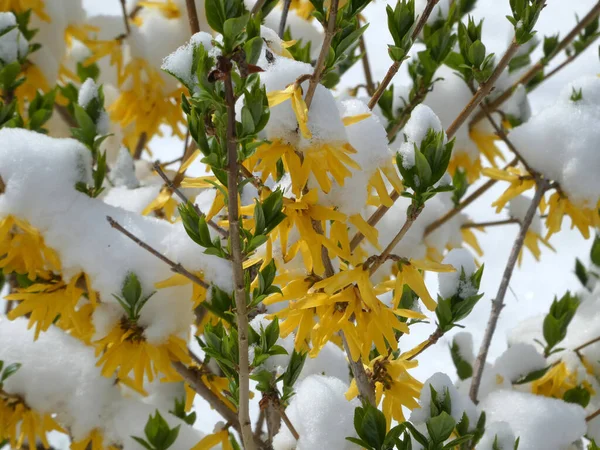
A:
[[304, 0, 340, 108], [469, 179, 548, 403], [461, 218, 519, 229], [542, 35, 598, 84], [106, 216, 209, 289], [386, 86, 428, 141], [224, 72, 256, 450], [152, 162, 228, 237], [119, 0, 131, 35], [587, 407, 600, 422], [367, 0, 440, 110], [251, 0, 268, 15], [446, 40, 520, 140], [406, 328, 443, 361], [469, 1, 600, 126], [341, 332, 376, 405], [368, 205, 423, 275], [133, 132, 147, 160], [349, 191, 401, 251], [424, 157, 519, 237], [573, 335, 600, 354], [185, 0, 201, 34], [358, 33, 375, 96], [279, 0, 292, 38], [277, 405, 300, 440]]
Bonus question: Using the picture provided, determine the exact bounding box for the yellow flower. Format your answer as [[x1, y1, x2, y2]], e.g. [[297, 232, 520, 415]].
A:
[[346, 354, 422, 425], [519, 230, 554, 265], [192, 429, 233, 450], [544, 191, 600, 239], [366, 166, 403, 209], [0, 215, 61, 280], [483, 167, 535, 212], [71, 429, 119, 450], [447, 152, 482, 184], [155, 272, 207, 308], [0, 393, 65, 449], [531, 362, 578, 398], [460, 227, 484, 257], [268, 84, 311, 139], [0, 0, 50, 21], [470, 126, 505, 168], [94, 321, 190, 391], [142, 187, 180, 222], [184, 371, 236, 413], [138, 0, 181, 19], [7, 273, 96, 340], [289, 0, 315, 20]]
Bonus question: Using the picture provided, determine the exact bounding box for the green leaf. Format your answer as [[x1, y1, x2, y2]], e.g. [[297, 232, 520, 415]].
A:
[[563, 385, 591, 408], [122, 272, 142, 306], [575, 258, 589, 289], [513, 365, 550, 385], [1, 362, 21, 382], [426, 411, 456, 444], [591, 234, 600, 266]]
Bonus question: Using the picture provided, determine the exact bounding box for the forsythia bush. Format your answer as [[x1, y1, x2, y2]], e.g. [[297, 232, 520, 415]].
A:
[[0, 0, 599, 449]]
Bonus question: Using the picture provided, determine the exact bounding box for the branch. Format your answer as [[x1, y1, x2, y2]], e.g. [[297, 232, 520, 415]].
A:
[[277, 404, 300, 440], [461, 218, 519, 229], [573, 335, 600, 354], [133, 132, 147, 160], [358, 31, 375, 96], [446, 40, 520, 139], [587, 407, 600, 423], [469, 1, 600, 126], [386, 85, 428, 141], [185, 0, 201, 34], [224, 68, 256, 450], [251, 0, 268, 15], [367, 0, 440, 110], [152, 162, 228, 237], [424, 157, 519, 237], [341, 332, 376, 405], [469, 179, 549, 402], [367, 205, 423, 275], [349, 191, 401, 251], [542, 34, 598, 83], [304, 0, 340, 108], [106, 216, 209, 289], [406, 327, 443, 361], [119, 0, 131, 35], [279, 0, 292, 38]]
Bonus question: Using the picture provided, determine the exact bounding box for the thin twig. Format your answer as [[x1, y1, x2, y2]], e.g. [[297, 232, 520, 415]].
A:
[[573, 335, 600, 354], [406, 328, 443, 361], [469, 1, 600, 126], [542, 35, 598, 83], [133, 132, 147, 160], [461, 218, 519, 229], [152, 162, 228, 237], [386, 86, 428, 141], [106, 216, 209, 289], [367, 0, 440, 110], [358, 32, 375, 96], [304, 0, 340, 108], [119, 0, 131, 35], [587, 407, 600, 422], [424, 157, 519, 237], [185, 0, 201, 34], [368, 206, 423, 275], [254, 409, 266, 441], [469, 179, 549, 402], [349, 191, 400, 251], [251, 0, 268, 15], [277, 404, 300, 440], [446, 40, 520, 139], [341, 332, 376, 405], [279, 0, 292, 38], [224, 68, 256, 450]]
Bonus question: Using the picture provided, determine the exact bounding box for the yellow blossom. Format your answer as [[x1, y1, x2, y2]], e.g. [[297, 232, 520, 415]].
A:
[[0, 0, 50, 21], [544, 191, 600, 239], [0, 394, 65, 449], [155, 272, 207, 308], [192, 429, 233, 450], [267, 84, 311, 139], [519, 230, 554, 265], [0, 215, 61, 280], [142, 187, 180, 222], [7, 273, 96, 340], [447, 151, 482, 183], [461, 227, 484, 257], [346, 354, 422, 425], [289, 0, 315, 20], [531, 362, 578, 398], [94, 321, 190, 391], [483, 167, 536, 212], [71, 429, 119, 450], [469, 126, 505, 168], [138, 0, 181, 19]]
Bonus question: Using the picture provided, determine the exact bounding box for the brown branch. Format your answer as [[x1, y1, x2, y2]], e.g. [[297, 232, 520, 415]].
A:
[[573, 335, 600, 354], [349, 191, 401, 251], [251, 0, 268, 15], [446, 40, 520, 139], [424, 157, 519, 237], [152, 162, 228, 237], [254, 409, 266, 441], [406, 328, 443, 361], [304, 0, 340, 108], [133, 132, 147, 160], [368, 205, 423, 275], [358, 32, 375, 96], [185, 0, 201, 34], [341, 332, 376, 405], [224, 68, 256, 450], [461, 218, 518, 229], [279, 0, 292, 38], [367, 0, 440, 110], [106, 216, 209, 289], [469, 1, 600, 126], [542, 34, 598, 83], [119, 0, 131, 35], [587, 407, 600, 422], [277, 404, 300, 440], [469, 179, 549, 402]]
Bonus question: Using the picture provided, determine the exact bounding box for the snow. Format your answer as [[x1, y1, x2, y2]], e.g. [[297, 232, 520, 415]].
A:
[[477, 421, 518, 450], [299, 342, 350, 384], [397, 104, 446, 170], [453, 332, 475, 364], [492, 343, 546, 383], [272, 375, 360, 450], [78, 78, 99, 109], [509, 76, 600, 206], [0, 319, 204, 448], [109, 147, 140, 189], [438, 248, 476, 299], [0, 12, 29, 64], [161, 31, 213, 88], [480, 390, 586, 450], [410, 372, 479, 428], [0, 129, 232, 343]]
